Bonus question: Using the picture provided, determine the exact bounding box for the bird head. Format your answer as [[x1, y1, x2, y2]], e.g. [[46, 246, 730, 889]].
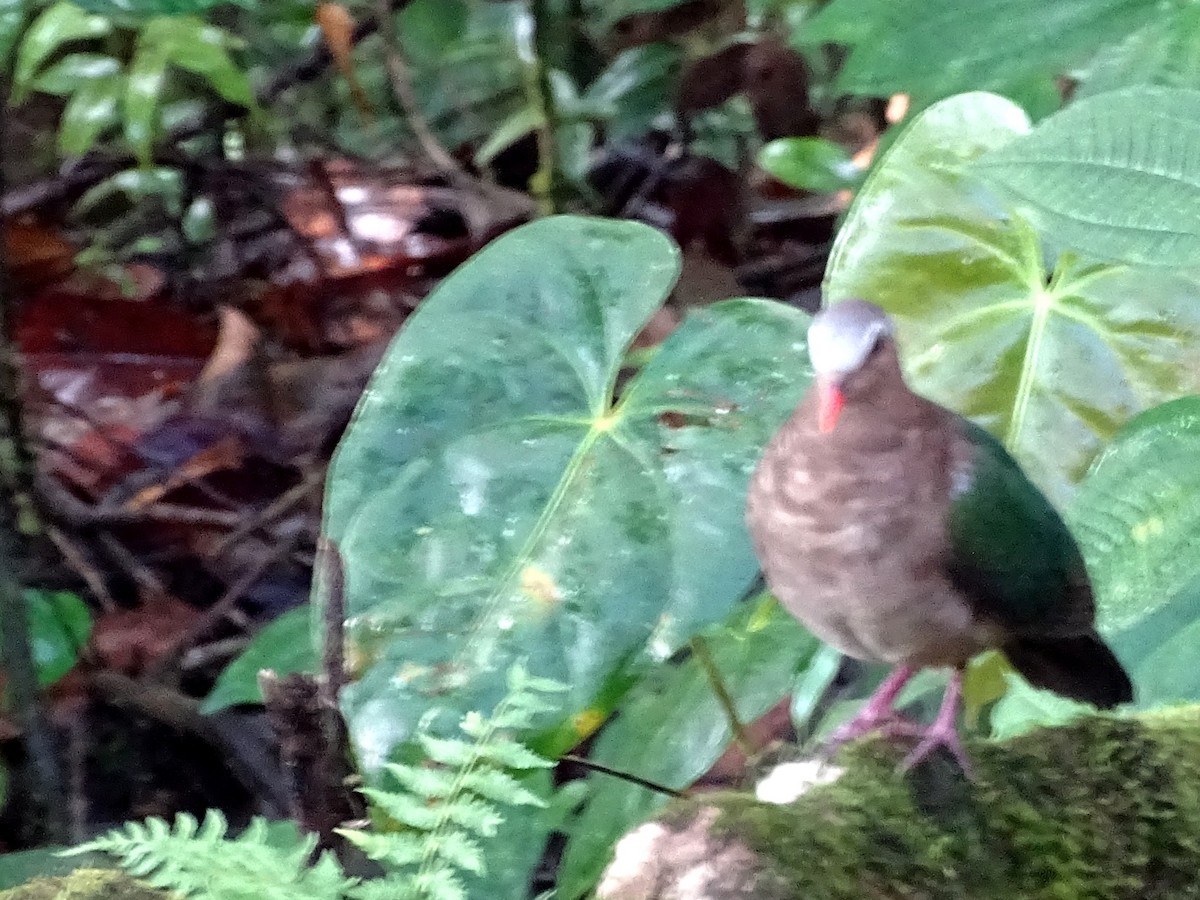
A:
[[807, 299, 898, 433]]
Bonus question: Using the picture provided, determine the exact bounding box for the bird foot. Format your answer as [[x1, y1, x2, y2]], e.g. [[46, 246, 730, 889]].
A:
[[817, 664, 921, 760], [819, 711, 923, 760], [898, 720, 973, 775], [897, 668, 972, 775], [828, 710, 923, 745]]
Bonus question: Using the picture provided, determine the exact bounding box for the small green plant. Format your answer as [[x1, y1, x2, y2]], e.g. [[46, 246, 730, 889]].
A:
[[64, 663, 563, 900]]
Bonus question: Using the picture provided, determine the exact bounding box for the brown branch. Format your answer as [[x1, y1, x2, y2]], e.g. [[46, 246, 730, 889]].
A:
[[375, 0, 470, 179], [0, 75, 67, 845]]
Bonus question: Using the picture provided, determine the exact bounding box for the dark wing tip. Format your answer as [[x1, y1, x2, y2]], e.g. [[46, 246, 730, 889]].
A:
[[1004, 632, 1133, 709]]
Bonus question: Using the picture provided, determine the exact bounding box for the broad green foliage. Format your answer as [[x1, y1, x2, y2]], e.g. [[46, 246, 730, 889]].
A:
[[11, 2, 254, 162], [26, 589, 91, 687], [1070, 398, 1200, 705], [993, 397, 1200, 733], [802, 0, 1154, 107], [556, 596, 820, 900], [0, 0, 28, 67], [824, 91, 1200, 505], [757, 136, 862, 193], [1078, 4, 1200, 96], [70, 0, 248, 16], [580, 44, 680, 143], [976, 86, 1200, 268], [319, 215, 811, 772]]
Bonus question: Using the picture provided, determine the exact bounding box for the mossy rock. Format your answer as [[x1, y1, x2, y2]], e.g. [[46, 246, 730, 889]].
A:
[[598, 709, 1200, 899], [0, 869, 169, 900]]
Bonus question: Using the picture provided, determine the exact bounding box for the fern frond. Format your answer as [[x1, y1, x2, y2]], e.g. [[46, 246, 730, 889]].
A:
[[458, 767, 547, 808], [348, 661, 565, 897], [381, 761, 456, 799], [470, 738, 557, 772], [65, 811, 353, 900], [338, 828, 425, 869]]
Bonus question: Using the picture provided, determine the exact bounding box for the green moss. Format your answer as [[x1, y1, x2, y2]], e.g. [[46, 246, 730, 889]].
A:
[[667, 710, 1200, 899], [0, 868, 169, 900]]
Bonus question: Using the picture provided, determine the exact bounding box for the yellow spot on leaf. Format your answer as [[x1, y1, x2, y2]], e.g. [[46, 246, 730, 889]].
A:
[[344, 640, 372, 679], [573, 708, 605, 740], [592, 411, 621, 432], [1132, 517, 1164, 543], [395, 662, 431, 684], [521, 565, 560, 605]]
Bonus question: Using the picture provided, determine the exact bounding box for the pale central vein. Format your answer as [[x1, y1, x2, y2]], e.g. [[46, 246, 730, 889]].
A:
[[452, 422, 604, 672], [1006, 288, 1053, 453]]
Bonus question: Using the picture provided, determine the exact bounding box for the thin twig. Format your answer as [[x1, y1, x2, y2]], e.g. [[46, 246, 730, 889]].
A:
[[562, 754, 682, 798], [526, 0, 561, 214], [47, 525, 116, 611], [317, 537, 346, 700], [690, 635, 756, 757], [98, 531, 168, 598], [375, 0, 470, 179], [147, 528, 305, 677], [209, 469, 323, 558]]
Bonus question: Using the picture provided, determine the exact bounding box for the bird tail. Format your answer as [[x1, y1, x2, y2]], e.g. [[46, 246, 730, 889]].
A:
[[1003, 632, 1133, 709]]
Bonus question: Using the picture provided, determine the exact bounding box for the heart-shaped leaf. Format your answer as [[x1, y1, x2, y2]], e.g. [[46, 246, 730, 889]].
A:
[[321, 215, 811, 771], [824, 91, 1200, 504], [975, 86, 1200, 268]]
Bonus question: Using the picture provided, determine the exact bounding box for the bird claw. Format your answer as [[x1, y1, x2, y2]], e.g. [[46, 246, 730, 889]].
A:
[[898, 721, 973, 775], [827, 711, 920, 745], [819, 667, 975, 776]]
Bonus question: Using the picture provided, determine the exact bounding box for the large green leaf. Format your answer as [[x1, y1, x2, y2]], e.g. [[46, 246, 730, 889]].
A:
[[994, 397, 1200, 732], [321, 216, 811, 772], [818, 0, 1150, 104], [1075, 398, 1200, 657], [30, 52, 121, 96], [975, 86, 1200, 268], [581, 44, 680, 142], [1077, 6, 1200, 97], [823, 91, 1200, 504], [0, 0, 28, 71], [69, 0, 251, 16], [556, 596, 819, 900], [758, 137, 862, 193]]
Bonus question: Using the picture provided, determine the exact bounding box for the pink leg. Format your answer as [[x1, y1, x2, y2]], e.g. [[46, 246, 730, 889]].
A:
[[822, 664, 923, 754], [899, 667, 971, 773]]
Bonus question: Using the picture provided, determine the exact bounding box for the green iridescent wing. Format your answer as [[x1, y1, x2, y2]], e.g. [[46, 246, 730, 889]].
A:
[[945, 417, 1094, 635]]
